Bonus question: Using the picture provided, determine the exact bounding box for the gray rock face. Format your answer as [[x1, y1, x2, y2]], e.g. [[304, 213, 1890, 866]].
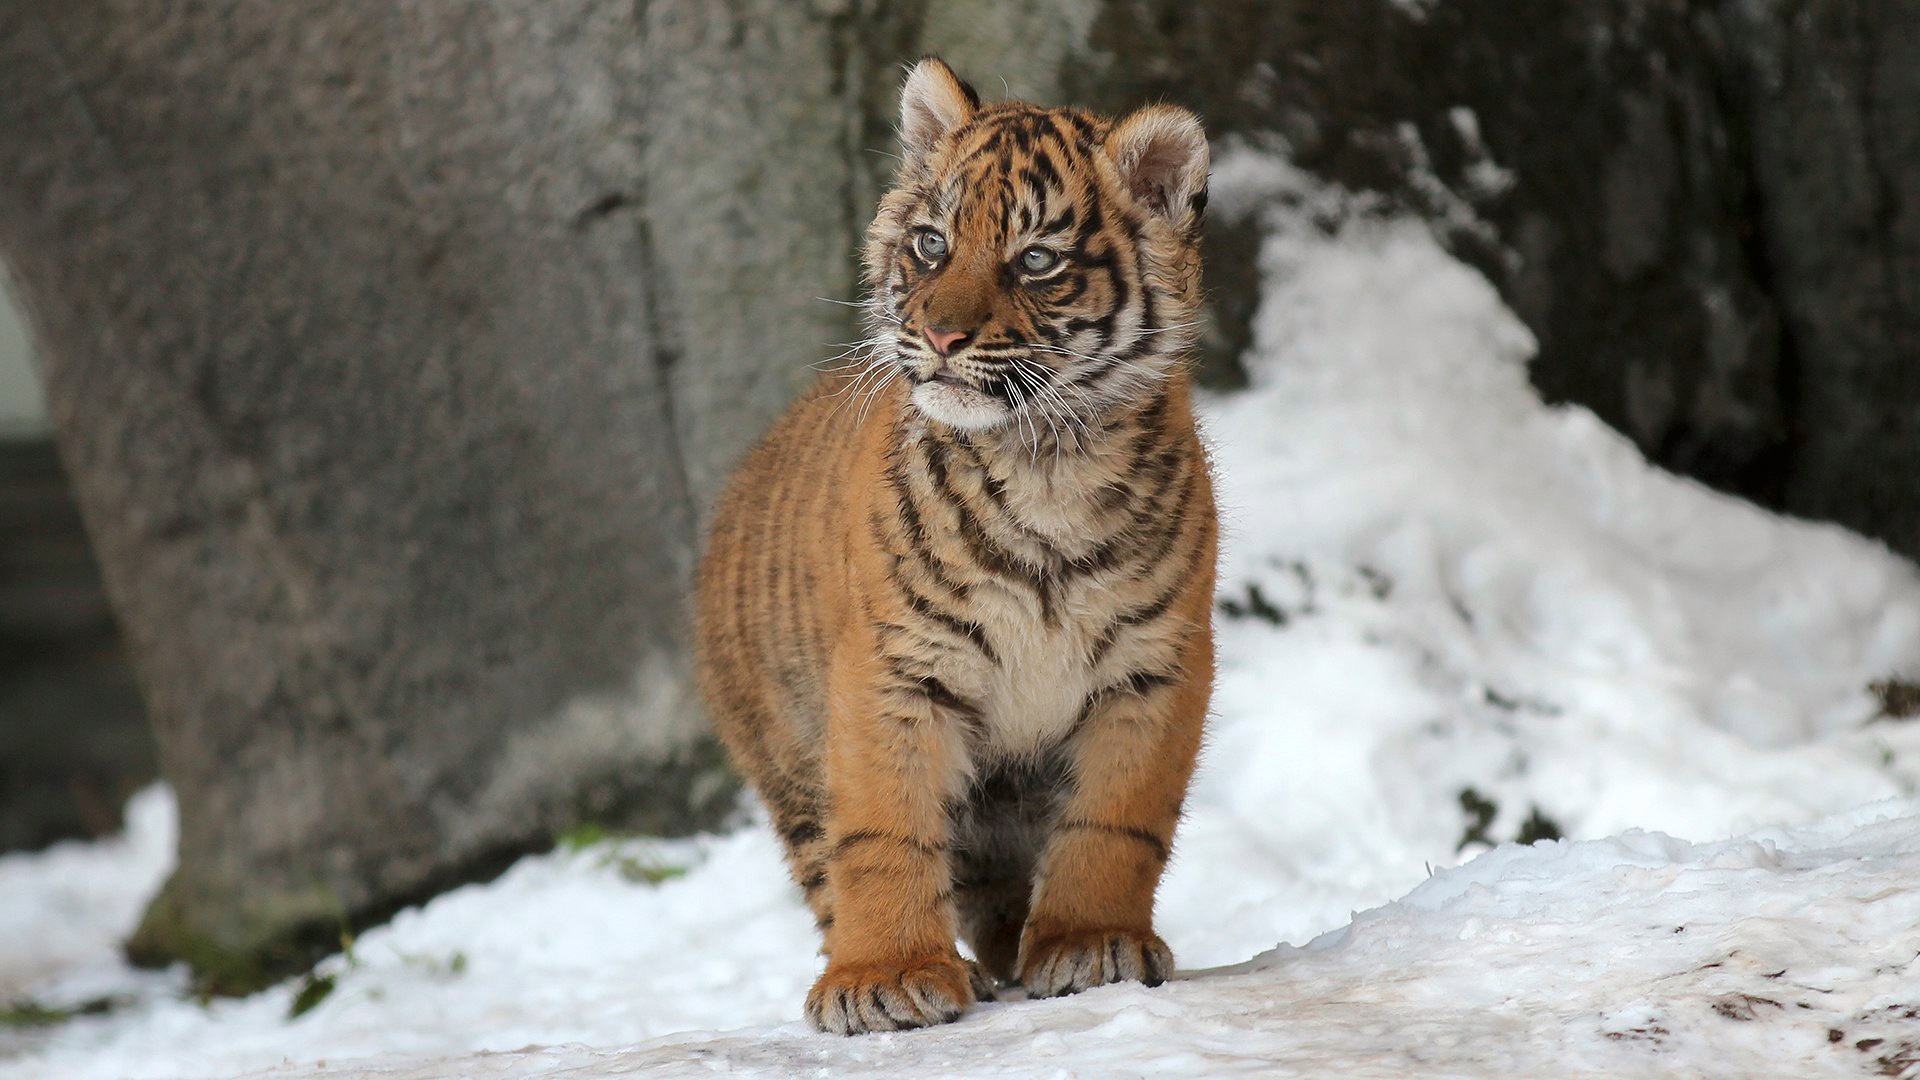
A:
[[1725, 0, 1920, 557], [1076, 0, 1919, 557], [1076, 1, 1791, 497], [0, 3, 732, 989]]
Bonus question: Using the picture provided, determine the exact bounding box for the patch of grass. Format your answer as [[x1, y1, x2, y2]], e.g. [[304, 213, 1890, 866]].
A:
[[1515, 807, 1564, 845], [1457, 787, 1498, 851], [0, 996, 119, 1029], [395, 949, 469, 978], [1869, 678, 1920, 721], [1218, 583, 1287, 625], [0, 1001, 68, 1028], [284, 923, 359, 1021], [555, 823, 690, 885], [1356, 564, 1394, 600], [286, 973, 336, 1020], [1458, 788, 1564, 850], [607, 854, 688, 886], [556, 822, 612, 851]]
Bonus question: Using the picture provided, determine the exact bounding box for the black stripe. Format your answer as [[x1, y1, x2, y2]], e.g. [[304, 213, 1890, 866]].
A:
[[1087, 571, 1189, 669], [1110, 464, 1197, 581], [1128, 542, 1203, 630], [832, 829, 946, 858], [781, 819, 824, 847], [1132, 391, 1172, 455], [1005, 118, 1036, 155], [1020, 168, 1050, 210], [1030, 149, 1064, 194], [1041, 204, 1079, 234], [883, 656, 983, 726], [1103, 242, 1134, 351], [1093, 478, 1132, 514], [1113, 668, 1180, 698], [1050, 270, 1091, 306], [1056, 820, 1170, 863], [1071, 668, 1181, 736], [899, 583, 999, 664], [1059, 111, 1099, 150], [1127, 219, 1158, 345], [1057, 425, 1191, 590], [1074, 197, 1107, 259], [889, 452, 974, 600], [978, 461, 1012, 514], [926, 439, 1055, 620], [919, 674, 981, 720]]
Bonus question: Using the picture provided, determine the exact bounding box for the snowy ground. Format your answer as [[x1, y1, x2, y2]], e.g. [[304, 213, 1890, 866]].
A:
[[6, 149, 1920, 1078]]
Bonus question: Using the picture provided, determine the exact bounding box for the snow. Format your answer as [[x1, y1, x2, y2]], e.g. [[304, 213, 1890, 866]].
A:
[[0, 787, 176, 1006], [6, 148, 1920, 1078]]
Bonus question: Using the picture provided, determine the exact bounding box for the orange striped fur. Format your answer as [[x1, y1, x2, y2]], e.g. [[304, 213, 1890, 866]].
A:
[[695, 58, 1217, 1035]]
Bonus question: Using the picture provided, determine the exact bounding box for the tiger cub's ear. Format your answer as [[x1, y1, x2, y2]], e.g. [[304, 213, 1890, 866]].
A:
[[899, 56, 981, 162], [1105, 105, 1211, 227]]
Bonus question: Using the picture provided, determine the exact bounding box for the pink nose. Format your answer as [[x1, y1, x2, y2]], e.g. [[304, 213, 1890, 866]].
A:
[[925, 327, 971, 356]]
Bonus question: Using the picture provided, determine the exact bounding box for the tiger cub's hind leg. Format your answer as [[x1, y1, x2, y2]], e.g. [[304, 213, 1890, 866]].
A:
[[953, 859, 1031, 987], [951, 758, 1062, 986], [765, 789, 836, 942]]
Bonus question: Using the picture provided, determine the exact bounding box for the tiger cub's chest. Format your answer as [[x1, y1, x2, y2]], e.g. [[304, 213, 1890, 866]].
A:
[[904, 443, 1185, 757], [961, 569, 1117, 756]]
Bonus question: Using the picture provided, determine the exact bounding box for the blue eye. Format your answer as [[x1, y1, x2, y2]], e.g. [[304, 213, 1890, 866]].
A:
[[1019, 247, 1059, 273], [916, 231, 949, 260]]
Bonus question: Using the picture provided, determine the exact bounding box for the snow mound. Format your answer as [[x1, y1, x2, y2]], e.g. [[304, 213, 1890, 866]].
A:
[[234, 800, 1920, 1079], [5, 148, 1920, 1079], [0, 786, 175, 1003]]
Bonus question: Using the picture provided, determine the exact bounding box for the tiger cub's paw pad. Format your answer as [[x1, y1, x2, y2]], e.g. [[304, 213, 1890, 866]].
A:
[[1019, 929, 1173, 999], [805, 954, 977, 1035]]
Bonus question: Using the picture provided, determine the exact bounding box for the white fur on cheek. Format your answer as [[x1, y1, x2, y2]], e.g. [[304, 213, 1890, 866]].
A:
[[911, 382, 1010, 431]]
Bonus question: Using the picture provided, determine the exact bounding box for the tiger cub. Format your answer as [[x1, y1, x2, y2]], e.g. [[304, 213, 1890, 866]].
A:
[[694, 57, 1217, 1035]]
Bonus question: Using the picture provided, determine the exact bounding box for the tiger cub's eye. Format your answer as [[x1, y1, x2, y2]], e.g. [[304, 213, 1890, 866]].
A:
[[916, 231, 949, 260], [1019, 246, 1059, 274]]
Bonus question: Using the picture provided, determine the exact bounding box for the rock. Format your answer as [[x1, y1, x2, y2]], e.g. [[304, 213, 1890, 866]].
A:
[[0, 3, 732, 992]]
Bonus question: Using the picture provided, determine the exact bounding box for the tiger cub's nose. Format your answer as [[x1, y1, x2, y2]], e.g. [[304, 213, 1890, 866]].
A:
[[925, 326, 972, 356]]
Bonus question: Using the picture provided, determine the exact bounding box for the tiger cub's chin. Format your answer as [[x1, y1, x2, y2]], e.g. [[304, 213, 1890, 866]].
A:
[[909, 379, 1012, 432]]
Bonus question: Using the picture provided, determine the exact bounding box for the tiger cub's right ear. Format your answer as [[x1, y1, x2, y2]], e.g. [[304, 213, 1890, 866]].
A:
[[1104, 105, 1210, 228], [899, 56, 980, 163]]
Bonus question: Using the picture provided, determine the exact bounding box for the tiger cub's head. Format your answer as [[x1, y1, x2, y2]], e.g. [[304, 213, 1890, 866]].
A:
[[862, 57, 1208, 436]]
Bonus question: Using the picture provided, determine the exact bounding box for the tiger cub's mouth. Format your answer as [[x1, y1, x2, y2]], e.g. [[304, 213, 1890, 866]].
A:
[[908, 368, 1012, 432]]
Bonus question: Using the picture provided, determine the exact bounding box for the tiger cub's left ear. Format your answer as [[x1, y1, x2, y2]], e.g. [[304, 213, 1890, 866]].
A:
[[899, 56, 981, 163], [1105, 105, 1210, 227]]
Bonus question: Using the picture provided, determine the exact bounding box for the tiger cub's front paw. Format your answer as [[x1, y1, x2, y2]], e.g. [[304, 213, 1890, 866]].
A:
[[805, 953, 979, 1035], [1018, 928, 1173, 999]]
